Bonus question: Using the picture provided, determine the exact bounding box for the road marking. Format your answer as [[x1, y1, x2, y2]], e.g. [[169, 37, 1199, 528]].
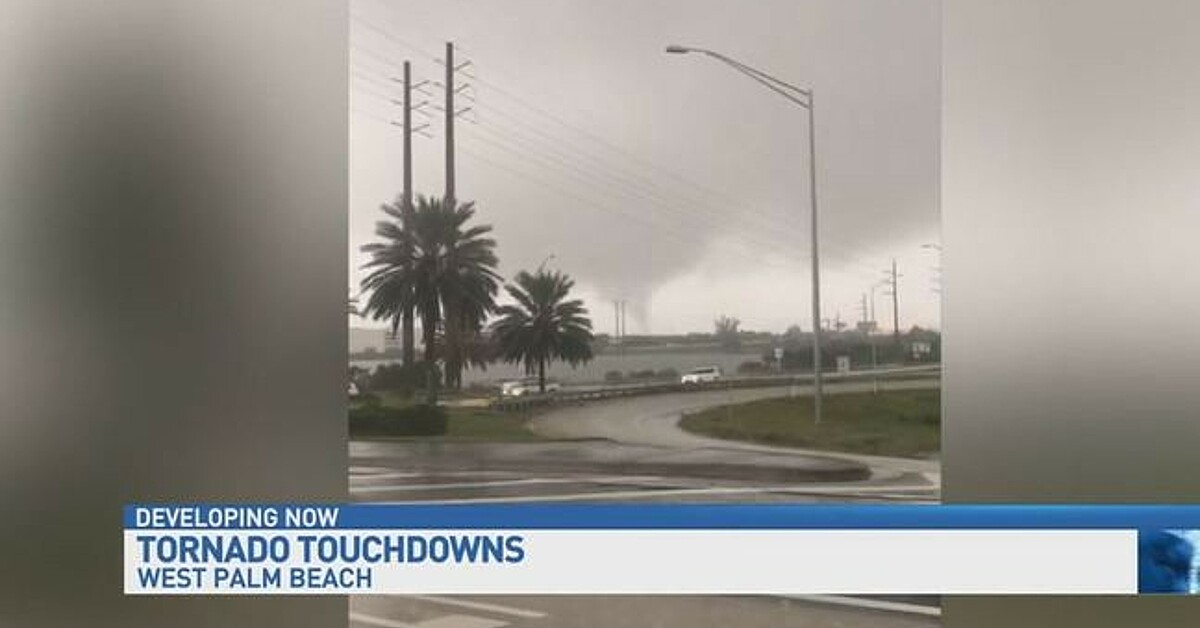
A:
[[782, 595, 942, 617], [379, 487, 762, 503], [410, 595, 548, 619], [350, 467, 421, 476], [375, 482, 940, 504], [422, 618, 507, 628], [351, 472, 424, 481], [350, 612, 415, 628], [795, 484, 938, 496], [352, 478, 572, 494], [350, 612, 508, 628], [350, 470, 525, 482]]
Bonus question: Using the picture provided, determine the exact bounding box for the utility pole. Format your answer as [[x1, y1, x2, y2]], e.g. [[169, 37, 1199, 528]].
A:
[[400, 61, 415, 367], [620, 300, 627, 346], [439, 41, 475, 205], [870, 283, 878, 324], [444, 42, 456, 205], [613, 300, 620, 348], [863, 291, 880, 392], [389, 61, 430, 367], [437, 42, 475, 391], [886, 258, 901, 344]]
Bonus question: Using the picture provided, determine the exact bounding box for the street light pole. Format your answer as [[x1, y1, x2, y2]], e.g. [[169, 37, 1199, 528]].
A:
[[806, 91, 823, 424], [666, 44, 823, 424]]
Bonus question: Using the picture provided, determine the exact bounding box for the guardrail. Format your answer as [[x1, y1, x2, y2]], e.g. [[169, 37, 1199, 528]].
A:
[[489, 364, 941, 412]]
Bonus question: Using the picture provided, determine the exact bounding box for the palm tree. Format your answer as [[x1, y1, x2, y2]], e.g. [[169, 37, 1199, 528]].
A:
[[490, 270, 594, 393], [360, 195, 500, 402], [356, 197, 416, 360], [434, 322, 497, 389]]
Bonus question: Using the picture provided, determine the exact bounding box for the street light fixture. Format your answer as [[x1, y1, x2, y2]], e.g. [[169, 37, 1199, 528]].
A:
[[666, 44, 825, 424]]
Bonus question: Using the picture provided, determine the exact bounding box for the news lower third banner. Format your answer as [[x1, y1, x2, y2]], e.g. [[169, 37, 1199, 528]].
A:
[[124, 504, 1200, 595]]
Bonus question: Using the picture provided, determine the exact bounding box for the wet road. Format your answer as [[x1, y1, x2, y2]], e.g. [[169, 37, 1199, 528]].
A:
[[530, 377, 942, 482], [350, 594, 939, 628], [347, 464, 940, 627], [347, 377, 942, 627]]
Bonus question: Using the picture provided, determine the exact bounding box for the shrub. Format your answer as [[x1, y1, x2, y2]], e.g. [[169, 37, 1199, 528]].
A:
[[628, 369, 658, 380], [369, 363, 434, 396], [349, 403, 448, 437], [604, 370, 624, 382], [656, 367, 680, 379], [355, 392, 382, 408]]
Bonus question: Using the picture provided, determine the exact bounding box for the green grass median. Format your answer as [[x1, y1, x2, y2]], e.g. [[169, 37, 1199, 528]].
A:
[[437, 406, 544, 442], [679, 388, 940, 458]]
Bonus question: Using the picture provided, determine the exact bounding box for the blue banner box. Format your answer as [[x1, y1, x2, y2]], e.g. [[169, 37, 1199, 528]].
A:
[[124, 504, 1200, 595]]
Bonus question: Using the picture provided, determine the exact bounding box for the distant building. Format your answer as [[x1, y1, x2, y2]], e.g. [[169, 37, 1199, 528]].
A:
[[383, 329, 401, 352], [349, 328, 388, 354], [349, 326, 426, 357]]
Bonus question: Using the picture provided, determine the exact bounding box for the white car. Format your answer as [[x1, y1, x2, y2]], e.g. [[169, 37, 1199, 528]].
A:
[[500, 378, 562, 397], [680, 366, 722, 385]]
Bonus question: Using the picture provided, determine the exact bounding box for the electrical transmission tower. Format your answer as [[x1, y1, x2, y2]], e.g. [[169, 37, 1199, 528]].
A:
[[389, 60, 431, 366], [883, 259, 903, 344], [438, 42, 476, 205]]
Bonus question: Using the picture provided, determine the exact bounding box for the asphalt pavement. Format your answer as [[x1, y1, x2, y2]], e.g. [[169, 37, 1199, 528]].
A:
[[347, 377, 942, 627], [350, 594, 939, 628], [529, 377, 942, 483]]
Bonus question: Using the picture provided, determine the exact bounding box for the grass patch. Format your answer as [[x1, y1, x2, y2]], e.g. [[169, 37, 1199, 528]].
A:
[[438, 407, 544, 442], [680, 389, 940, 458]]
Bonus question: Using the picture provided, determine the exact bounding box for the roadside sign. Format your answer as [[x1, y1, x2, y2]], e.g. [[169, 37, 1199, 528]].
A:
[[836, 355, 851, 374]]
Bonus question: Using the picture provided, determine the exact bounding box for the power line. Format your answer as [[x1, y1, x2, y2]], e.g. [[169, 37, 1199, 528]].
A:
[[348, 44, 892, 277], [353, 103, 769, 264], [459, 119, 888, 277], [350, 22, 812, 238], [349, 13, 903, 283], [348, 34, 894, 277], [459, 125, 813, 265], [454, 141, 802, 273]]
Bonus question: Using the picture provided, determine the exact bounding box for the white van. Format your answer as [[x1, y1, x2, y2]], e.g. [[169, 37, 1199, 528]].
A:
[[680, 366, 722, 385]]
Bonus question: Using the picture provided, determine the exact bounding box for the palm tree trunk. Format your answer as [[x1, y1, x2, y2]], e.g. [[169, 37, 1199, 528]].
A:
[[423, 312, 438, 404], [444, 308, 462, 391], [402, 305, 414, 367], [538, 357, 546, 394]]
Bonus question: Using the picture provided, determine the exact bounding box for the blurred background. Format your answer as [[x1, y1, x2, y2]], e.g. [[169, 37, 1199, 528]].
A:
[[1, 1, 347, 626]]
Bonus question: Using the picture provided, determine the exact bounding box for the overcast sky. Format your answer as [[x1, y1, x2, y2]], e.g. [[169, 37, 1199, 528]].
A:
[[349, 0, 940, 335]]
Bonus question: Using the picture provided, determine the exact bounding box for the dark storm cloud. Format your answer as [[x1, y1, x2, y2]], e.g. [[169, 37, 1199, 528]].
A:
[[351, 0, 939, 331]]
